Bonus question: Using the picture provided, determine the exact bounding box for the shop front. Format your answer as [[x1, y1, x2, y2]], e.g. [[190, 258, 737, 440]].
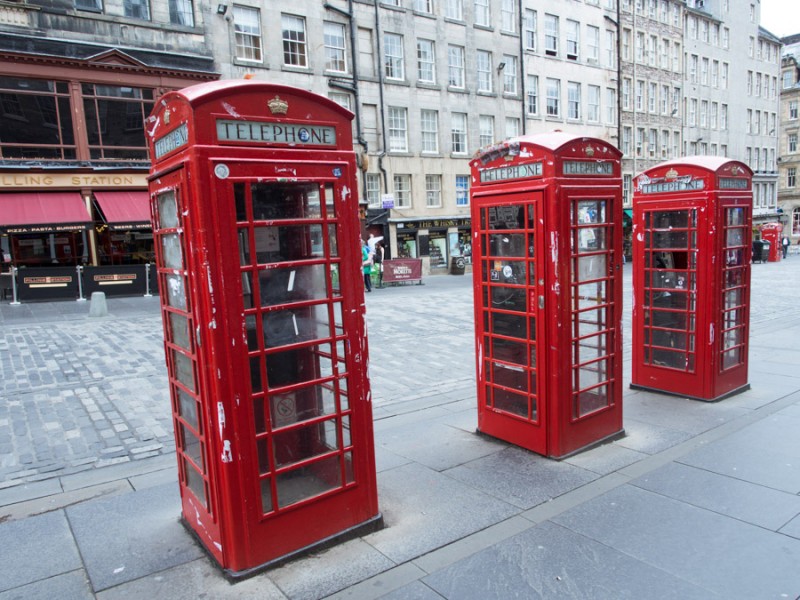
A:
[[0, 176, 154, 301], [390, 217, 471, 276]]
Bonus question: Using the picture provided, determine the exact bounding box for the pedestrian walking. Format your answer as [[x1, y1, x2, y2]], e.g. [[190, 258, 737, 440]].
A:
[[782, 236, 790, 258], [361, 239, 372, 292], [373, 241, 384, 288]]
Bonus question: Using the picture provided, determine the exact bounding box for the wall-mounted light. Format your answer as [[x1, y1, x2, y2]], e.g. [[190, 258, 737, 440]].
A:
[[497, 62, 506, 73], [217, 4, 228, 15]]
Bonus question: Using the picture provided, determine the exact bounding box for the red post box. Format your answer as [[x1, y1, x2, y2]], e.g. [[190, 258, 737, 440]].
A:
[[759, 222, 782, 262], [146, 80, 381, 576], [469, 133, 624, 459], [631, 157, 752, 401]]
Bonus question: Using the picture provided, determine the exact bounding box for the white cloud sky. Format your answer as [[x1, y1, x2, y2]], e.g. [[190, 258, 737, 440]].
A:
[[760, 0, 800, 38]]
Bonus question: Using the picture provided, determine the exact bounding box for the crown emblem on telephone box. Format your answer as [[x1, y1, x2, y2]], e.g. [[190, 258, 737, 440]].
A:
[[268, 96, 289, 115]]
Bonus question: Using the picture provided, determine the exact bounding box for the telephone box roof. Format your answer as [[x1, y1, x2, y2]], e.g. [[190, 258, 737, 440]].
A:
[[162, 79, 353, 118], [637, 155, 753, 177]]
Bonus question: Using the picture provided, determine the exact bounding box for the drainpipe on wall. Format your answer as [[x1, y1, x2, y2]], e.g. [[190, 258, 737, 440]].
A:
[[325, 1, 370, 204], [373, 0, 389, 192]]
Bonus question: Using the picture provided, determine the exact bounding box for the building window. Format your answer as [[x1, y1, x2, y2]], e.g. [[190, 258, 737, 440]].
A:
[[501, 0, 516, 32], [527, 75, 539, 116], [384, 33, 405, 80], [790, 134, 798, 154], [474, 0, 490, 27], [414, 0, 433, 14], [76, 0, 103, 11], [622, 78, 630, 110], [425, 174, 442, 207], [566, 20, 579, 60], [784, 71, 795, 89], [479, 115, 495, 147], [0, 78, 77, 160], [388, 106, 408, 152], [476, 50, 493, 93], [282, 15, 307, 67], [123, 0, 150, 20], [451, 112, 468, 154], [82, 84, 153, 161], [233, 6, 262, 62], [448, 45, 466, 88], [502, 56, 517, 95], [168, 0, 193, 26], [445, 0, 464, 20], [421, 109, 439, 153], [587, 85, 600, 122], [546, 78, 560, 117], [417, 39, 436, 83], [606, 88, 616, 124], [623, 174, 632, 205], [635, 32, 644, 62], [648, 82, 656, 113], [587, 26, 599, 63], [567, 82, 581, 120], [324, 22, 347, 72], [456, 175, 469, 206], [505, 117, 520, 139], [328, 92, 351, 111], [544, 14, 558, 56], [524, 9, 537, 51], [793, 208, 800, 236], [606, 30, 616, 68], [366, 173, 381, 208], [635, 80, 644, 111], [790, 101, 799, 120], [788, 167, 797, 188], [622, 126, 631, 155], [393, 175, 412, 208]]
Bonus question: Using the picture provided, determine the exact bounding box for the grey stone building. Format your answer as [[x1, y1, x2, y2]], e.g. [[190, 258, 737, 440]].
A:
[[779, 36, 800, 244]]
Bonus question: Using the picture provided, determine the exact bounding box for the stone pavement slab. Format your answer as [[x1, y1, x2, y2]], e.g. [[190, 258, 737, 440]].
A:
[[551, 485, 800, 599], [365, 462, 519, 564], [422, 521, 719, 600], [631, 461, 800, 530], [0, 570, 94, 600], [66, 482, 204, 592], [0, 510, 83, 593]]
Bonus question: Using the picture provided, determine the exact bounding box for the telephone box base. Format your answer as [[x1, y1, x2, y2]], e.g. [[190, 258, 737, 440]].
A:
[[475, 427, 626, 460], [182, 513, 384, 582], [629, 382, 751, 403]]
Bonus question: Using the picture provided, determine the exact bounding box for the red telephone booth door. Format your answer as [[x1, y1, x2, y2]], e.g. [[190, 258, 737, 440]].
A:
[[474, 192, 547, 454], [635, 202, 707, 396], [150, 167, 224, 556]]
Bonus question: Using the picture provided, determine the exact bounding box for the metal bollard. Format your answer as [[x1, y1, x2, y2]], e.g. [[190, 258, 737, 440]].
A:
[[88, 291, 108, 317], [10, 266, 20, 306]]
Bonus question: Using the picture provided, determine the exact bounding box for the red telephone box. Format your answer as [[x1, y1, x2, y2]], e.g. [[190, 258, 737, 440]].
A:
[[759, 222, 782, 262], [146, 80, 381, 576], [469, 133, 624, 458], [631, 157, 752, 402]]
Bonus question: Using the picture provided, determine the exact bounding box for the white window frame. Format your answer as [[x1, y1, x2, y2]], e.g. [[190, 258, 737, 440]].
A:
[[324, 22, 347, 73], [448, 45, 466, 89], [417, 39, 436, 84], [384, 33, 405, 80], [388, 106, 408, 152], [233, 5, 263, 62], [476, 50, 493, 93], [451, 112, 468, 154], [425, 174, 442, 207], [281, 14, 308, 67], [393, 174, 412, 208], [421, 109, 439, 154]]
